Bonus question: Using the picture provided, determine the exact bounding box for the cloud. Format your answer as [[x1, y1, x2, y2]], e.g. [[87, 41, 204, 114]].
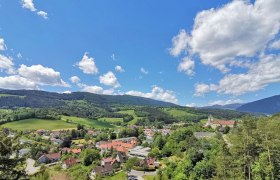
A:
[[111, 54, 116, 61], [140, 67, 148, 75], [194, 54, 280, 96], [18, 64, 69, 87], [169, 30, 189, 57], [170, 0, 280, 72], [99, 71, 120, 88], [125, 86, 178, 104], [269, 39, 280, 50], [115, 65, 125, 73], [70, 76, 80, 84], [37, 11, 48, 19], [21, 0, 36, 11], [76, 53, 98, 74], [0, 75, 37, 90], [186, 103, 196, 107], [208, 99, 243, 106], [0, 54, 15, 74], [0, 38, 6, 51], [78, 83, 115, 95], [21, 0, 48, 19], [177, 57, 195, 76]]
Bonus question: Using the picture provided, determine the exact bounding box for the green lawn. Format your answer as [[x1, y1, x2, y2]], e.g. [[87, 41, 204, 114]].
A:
[[117, 109, 141, 125], [61, 116, 114, 129], [143, 175, 160, 180], [2, 119, 76, 131], [98, 117, 123, 123], [105, 171, 126, 180]]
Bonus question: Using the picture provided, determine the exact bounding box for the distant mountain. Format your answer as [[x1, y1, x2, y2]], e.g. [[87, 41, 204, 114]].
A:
[[202, 103, 243, 110], [237, 95, 280, 114], [0, 89, 177, 108]]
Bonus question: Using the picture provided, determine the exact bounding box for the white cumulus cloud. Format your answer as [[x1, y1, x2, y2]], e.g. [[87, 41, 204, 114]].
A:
[[18, 64, 69, 87], [0, 38, 6, 51], [0, 75, 37, 90], [37, 11, 48, 19], [194, 54, 280, 96], [99, 71, 120, 88], [70, 76, 80, 84], [0, 54, 15, 74], [76, 53, 98, 74], [21, 0, 36, 11], [170, 0, 280, 72], [115, 65, 125, 73], [125, 86, 178, 104], [269, 39, 280, 50], [177, 57, 195, 76]]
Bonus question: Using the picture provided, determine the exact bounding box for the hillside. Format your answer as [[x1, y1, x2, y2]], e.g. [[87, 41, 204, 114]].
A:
[[0, 89, 177, 108], [237, 95, 280, 114], [201, 103, 243, 110]]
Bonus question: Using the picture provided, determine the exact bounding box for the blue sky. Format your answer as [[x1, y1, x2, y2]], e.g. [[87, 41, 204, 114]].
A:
[[0, 0, 280, 106]]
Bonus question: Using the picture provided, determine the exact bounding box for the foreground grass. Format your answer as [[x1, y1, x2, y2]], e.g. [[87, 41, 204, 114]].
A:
[[143, 175, 160, 180], [61, 115, 115, 129], [2, 119, 76, 130]]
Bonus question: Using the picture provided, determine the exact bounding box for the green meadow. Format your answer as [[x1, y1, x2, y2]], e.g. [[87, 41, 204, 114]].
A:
[[2, 119, 76, 131], [117, 109, 142, 125], [61, 115, 114, 129]]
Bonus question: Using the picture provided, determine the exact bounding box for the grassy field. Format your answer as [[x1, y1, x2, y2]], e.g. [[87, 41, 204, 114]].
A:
[[2, 119, 76, 130], [0, 93, 25, 98], [163, 108, 202, 121], [105, 171, 126, 180], [117, 109, 141, 125], [98, 117, 123, 123], [143, 175, 160, 180], [61, 116, 115, 129]]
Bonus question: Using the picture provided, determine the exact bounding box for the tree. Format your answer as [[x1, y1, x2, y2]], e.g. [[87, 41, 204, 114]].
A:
[[82, 149, 100, 166], [0, 130, 26, 179]]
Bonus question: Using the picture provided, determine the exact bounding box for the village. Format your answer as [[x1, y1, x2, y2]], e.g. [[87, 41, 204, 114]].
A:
[[3, 115, 237, 180]]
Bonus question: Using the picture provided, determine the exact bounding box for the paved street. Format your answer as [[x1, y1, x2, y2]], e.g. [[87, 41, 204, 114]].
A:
[[128, 169, 158, 180], [25, 158, 41, 175]]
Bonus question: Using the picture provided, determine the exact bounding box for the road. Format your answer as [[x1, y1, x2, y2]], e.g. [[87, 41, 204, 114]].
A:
[[25, 158, 41, 175], [128, 169, 158, 180]]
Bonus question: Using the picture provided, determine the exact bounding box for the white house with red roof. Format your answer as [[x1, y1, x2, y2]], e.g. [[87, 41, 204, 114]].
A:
[[205, 115, 237, 129]]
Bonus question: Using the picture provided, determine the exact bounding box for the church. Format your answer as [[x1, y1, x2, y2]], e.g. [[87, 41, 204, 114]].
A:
[[205, 115, 237, 129]]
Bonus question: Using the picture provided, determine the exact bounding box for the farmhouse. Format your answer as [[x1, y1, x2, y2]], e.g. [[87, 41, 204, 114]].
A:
[[38, 152, 61, 164], [90, 164, 113, 179], [205, 115, 237, 129], [96, 137, 137, 154], [62, 157, 80, 169]]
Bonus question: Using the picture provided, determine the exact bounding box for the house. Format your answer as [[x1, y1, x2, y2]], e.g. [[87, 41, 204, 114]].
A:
[[97, 137, 137, 154], [194, 132, 216, 139], [116, 151, 127, 163], [61, 148, 81, 154], [205, 115, 237, 129], [101, 157, 120, 168], [62, 157, 80, 169], [38, 152, 61, 164], [90, 164, 113, 179], [140, 158, 159, 170]]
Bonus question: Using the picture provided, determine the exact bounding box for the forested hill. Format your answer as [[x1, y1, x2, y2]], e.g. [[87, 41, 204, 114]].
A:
[[0, 89, 177, 108], [237, 95, 280, 114]]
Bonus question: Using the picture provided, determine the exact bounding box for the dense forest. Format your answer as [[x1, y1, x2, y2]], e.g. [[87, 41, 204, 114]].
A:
[[156, 115, 280, 179]]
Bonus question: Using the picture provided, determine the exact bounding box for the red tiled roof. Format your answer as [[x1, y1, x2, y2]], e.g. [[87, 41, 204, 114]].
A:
[[45, 152, 61, 160], [212, 120, 236, 125], [64, 157, 77, 166]]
